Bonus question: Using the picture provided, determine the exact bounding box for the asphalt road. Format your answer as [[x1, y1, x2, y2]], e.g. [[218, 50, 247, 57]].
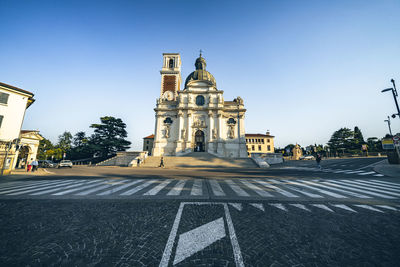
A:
[[1, 157, 399, 266]]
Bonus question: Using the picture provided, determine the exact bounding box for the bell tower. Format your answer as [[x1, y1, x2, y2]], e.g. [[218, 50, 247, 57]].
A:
[[160, 53, 181, 101]]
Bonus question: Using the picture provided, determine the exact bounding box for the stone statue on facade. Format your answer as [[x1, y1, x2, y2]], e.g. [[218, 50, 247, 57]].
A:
[[212, 128, 217, 139], [164, 125, 170, 138], [181, 129, 186, 140], [228, 125, 235, 139]]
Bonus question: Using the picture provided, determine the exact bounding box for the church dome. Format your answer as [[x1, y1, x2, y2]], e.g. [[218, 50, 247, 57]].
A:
[[184, 54, 216, 89]]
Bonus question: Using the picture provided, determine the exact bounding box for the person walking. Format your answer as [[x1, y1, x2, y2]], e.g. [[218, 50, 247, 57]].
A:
[[316, 153, 322, 170], [159, 156, 164, 168], [31, 159, 38, 172]]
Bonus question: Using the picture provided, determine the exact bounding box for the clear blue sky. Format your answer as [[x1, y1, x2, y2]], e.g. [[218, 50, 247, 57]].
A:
[[1, 0, 400, 149]]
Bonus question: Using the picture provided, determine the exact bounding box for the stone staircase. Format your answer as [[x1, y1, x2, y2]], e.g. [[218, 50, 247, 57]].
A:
[[96, 151, 147, 167], [140, 152, 258, 169]]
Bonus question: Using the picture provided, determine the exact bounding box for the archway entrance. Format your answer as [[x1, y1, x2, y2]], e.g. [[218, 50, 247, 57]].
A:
[[194, 130, 205, 152], [16, 146, 30, 169]]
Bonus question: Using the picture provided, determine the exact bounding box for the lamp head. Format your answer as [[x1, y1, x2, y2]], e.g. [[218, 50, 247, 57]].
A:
[[382, 88, 393, 93]]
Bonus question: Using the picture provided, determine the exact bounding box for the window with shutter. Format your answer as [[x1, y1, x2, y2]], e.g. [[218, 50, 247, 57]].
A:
[[0, 93, 9, 104]]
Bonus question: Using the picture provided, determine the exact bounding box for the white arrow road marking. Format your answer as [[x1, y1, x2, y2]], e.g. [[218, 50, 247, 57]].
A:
[[173, 217, 226, 265], [311, 204, 334, 212], [290, 204, 311, 212], [331, 204, 357, 213], [160, 202, 244, 267], [229, 203, 243, 211], [269, 203, 287, 211], [354, 205, 384, 213], [250, 203, 265, 212]]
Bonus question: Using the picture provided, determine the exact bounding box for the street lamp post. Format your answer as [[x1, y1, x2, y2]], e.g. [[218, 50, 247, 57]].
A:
[[381, 79, 400, 120], [384, 116, 393, 136]]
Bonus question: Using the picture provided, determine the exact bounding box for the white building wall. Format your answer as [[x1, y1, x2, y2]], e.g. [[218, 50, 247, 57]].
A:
[[0, 88, 28, 141]]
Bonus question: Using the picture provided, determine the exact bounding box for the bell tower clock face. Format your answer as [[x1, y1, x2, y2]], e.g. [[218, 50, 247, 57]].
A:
[[163, 91, 174, 101]]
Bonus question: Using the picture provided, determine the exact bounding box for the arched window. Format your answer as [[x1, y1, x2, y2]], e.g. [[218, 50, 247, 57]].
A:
[[169, 58, 174, 68], [227, 118, 236, 125], [163, 117, 173, 124], [196, 95, 205, 106]]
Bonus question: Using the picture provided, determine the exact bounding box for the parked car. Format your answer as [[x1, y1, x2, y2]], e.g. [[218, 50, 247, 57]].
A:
[[38, 160, 56, 168], [57, 160, 73, 168], [300, 155, 315, 160]]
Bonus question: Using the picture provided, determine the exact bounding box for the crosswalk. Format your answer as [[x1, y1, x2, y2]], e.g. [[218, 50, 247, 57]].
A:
[[281, 166, 384, 177], [229, 202, 399, 214], [0, 178, 399, 200]]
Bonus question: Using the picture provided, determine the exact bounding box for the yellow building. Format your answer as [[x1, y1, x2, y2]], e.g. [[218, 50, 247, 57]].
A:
[[245, 131, 275, 156]]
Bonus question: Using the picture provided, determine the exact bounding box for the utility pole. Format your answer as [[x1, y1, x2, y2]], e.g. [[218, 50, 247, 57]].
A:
[[384, 116, 393, 136]]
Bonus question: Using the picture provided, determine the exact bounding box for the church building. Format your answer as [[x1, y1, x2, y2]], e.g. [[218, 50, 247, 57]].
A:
[[152, 53, 248, 158]]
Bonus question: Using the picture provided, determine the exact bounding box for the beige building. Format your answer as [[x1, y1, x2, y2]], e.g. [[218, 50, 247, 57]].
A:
[[143, 134, 154, 155], [245, 131, 275, 156], [14, 130, 43, 169], [0, 82, 35, 175]]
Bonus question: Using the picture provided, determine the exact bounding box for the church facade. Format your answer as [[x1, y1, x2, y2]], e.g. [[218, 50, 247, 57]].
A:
[[151, 53, 248, 158]]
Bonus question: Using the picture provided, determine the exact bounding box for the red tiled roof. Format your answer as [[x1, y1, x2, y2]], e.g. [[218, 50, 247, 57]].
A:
[[245, 133, 275, 138], [143, 134, 154, 139], [0, 82, 34, 96]]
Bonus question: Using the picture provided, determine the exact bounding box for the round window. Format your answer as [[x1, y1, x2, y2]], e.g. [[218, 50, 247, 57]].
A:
[[196, 95, 205, 106]]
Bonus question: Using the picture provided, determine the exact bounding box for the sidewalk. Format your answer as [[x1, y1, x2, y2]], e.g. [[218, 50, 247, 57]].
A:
[[9, 168, 50, 179], [373, 159, 400, 178]]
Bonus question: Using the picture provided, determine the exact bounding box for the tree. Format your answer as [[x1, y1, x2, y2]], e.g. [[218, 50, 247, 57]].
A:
[[352, 126, 365, 150], [327, 128, 354, 154], [37, 138, 54, 160], [57, 131, 73, 152], [90, 116, 131, 157]]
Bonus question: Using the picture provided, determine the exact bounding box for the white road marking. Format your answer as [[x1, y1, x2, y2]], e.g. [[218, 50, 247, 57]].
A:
[[373, 174, 384, 177], [225, 180, 250, 197], [52, 180, 107, 195], [375, 205, 397, 211], [354, 205, 384, 213], [209, 180, 226, 196], [190, 180, 203, 196], [357, 171, 376, 176], [6, 180, 81, 195], [240, 180, 272, 197], [329, 180, 395, 199], [370, 180, 400, 188], [97, 179, 144, 195], [329, 180, 399, 198], [255, 179, 298, 197], [250, 203, 265, 212], [159, 203, 185, 267], [167, 180, 186, 196], [0, 180, 54, 190], [121, 180, 159, 196], [333, 170, 349, 173], [75, 180, 128, 196], [159, 202, 244, 267], [309, 181, 372, 198], [0, 180, 73, 194], [173, 217, 226, 265], [331, 204, 357, 213], [30, 180, 96, 195], [269, 203, 287, 211], [143, 180, 172, 195], [311, 204, 334, 212], [268, 180, 323, 198], [284, 180, 347, 198], [224, 203, 245, 267], [228, 203, 243, 211], [290, 204, 311, 212], [343, 170, 364, 174], [356, 159, 387, 170], [347, 180, 400, 193]]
